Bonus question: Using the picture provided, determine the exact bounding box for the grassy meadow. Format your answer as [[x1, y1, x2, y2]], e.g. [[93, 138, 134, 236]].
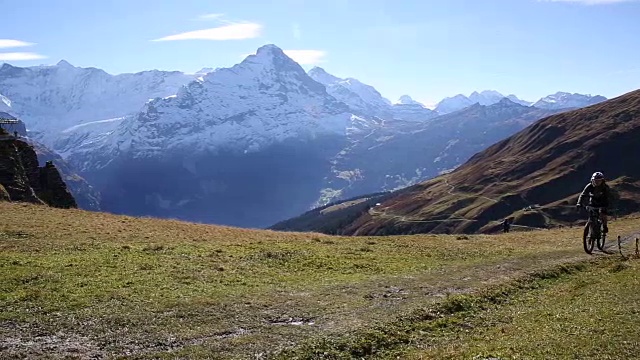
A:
[[1, 202, 639, 359]]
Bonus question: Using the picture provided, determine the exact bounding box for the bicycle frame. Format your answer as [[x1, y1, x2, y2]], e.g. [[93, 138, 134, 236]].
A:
[[586, 206, 604, 238], [583, 205, 606, 253]]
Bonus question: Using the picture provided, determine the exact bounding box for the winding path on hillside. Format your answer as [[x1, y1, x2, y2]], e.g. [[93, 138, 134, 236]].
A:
[[368, 175, 546, 230], [368, 206, 477, 224]]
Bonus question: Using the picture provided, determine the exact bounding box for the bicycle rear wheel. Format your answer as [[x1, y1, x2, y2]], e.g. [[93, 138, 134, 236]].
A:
[[583, 222, 594, 254]]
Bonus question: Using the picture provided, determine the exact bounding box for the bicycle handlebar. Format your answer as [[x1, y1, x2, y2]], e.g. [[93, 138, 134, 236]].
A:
[[584, 205, 606, 210]]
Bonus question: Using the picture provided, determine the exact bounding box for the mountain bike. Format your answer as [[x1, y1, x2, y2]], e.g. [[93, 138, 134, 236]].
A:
[[582, 205, 606, 254]]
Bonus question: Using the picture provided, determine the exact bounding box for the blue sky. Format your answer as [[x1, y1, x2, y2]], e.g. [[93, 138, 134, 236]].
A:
[[1, 0, 639, 107]]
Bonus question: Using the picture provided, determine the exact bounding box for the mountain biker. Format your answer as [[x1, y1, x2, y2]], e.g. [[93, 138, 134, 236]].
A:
[[576, 171, 610, 233]]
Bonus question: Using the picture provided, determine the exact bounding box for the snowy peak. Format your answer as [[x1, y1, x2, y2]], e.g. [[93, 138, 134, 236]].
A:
[[533, 92, 607, 110], [0, 61, 197, 147], [56, 60, 74, 68], [435, 90, 530, 114], [342, 78, 392, 105], [308, 67, 342, 86], [101, 44, 356, 157], [434, 89, 604, 113], [245, 44, 298, 69], [204, 44, 325, 98], [256, 43, 286, 57], [389, 94, 437, 121], [195, 67, 216, 76], [506, 94, 532, 106], [434, 94, 474, 114], [233, 44, 309, 79], [307, 68, 434, 121], [493, 97, 525, 108], [308, 66, 392, 116], [395, 95, 424, 106], [469, 90, 504, 105], [0, 63, 26, 77]]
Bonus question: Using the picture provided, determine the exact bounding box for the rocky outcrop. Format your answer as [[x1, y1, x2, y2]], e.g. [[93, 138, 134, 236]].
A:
[[0, 129, 77, 208], [37, 160, 78, 208], [34, 144, 101, 210]]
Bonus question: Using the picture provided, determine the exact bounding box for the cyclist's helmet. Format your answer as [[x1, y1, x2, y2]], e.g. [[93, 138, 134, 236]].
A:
[[591, 171, 605, 186]]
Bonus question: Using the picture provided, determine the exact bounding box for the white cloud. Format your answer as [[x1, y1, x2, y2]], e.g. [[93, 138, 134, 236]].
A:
[[539, 0, 637, 4], [0, 52, 47, 61], [283, 50, 327, 65], [0, 39, 35, 49], [196, 13, 225, 20], [292, 23, 302, 40], [152, 22, 262, 41]]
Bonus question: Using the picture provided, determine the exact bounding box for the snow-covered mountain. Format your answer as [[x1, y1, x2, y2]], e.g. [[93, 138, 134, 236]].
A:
[[433, 90, 606, 114], [66, 44, 374, 227], [308, 66, 392, 118], [96, 45, 354, 158], [390, 95, 437, 121], [469, 90, 505, 106], [434, 94, 475, 114], [318, 98, 566, 204], [0, 61, 195, 147], [308, 67, 436, 122], [54, 116, 126, 158], [506, 94, 532, 106], [532, 92, 607, 110], [194, 67, 216, 76], [0, 93, 12, 112], [395, 95, 423, 106], [0, 42, 612, 229], [435, 90, 513, 114]]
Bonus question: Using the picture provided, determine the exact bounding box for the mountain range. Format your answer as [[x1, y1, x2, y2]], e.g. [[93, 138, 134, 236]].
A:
[[0, 44, 610, 227], [272, 89, 640, 235], [0, 61, 197, 148], [432, 90, 607, 115]]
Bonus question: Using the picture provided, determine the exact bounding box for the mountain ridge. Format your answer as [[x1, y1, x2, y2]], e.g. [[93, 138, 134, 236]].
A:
[[348, 89, 640, 235], [0, 60, 196, 149], [0, 44, 618, 228], [272, 88, 640, 235]]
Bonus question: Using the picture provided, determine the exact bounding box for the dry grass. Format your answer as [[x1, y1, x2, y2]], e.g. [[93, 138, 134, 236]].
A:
[[398, 258, 640, 360], [1, 202, 639, 358]]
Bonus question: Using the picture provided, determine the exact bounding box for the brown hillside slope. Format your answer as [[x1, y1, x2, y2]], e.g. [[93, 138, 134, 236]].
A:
[[342, 89, 640, 235]]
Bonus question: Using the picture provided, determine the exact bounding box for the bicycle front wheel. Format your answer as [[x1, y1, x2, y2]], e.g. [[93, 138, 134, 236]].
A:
[[583, 222, 594, 254]]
